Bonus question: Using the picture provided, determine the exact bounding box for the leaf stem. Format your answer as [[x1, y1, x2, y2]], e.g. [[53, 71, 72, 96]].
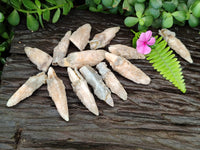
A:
[[15, 4, 65, 14]]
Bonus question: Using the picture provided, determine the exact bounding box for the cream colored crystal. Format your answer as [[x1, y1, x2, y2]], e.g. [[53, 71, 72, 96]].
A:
[[68, 67, 99, 115], [108, 44, 145, 59], [105, 52, 151, 85], [96, 62, 127, 100], [58, 50, 106, 68], [52, 31, 71, 65], [79, 65, 114, 107], [90, 27, 120, 49], [47, 67, 69, 121], [159, 29, 193, 63], [7, 72, 47, 107], [25, 47, 53, 72], [70, 24, 91, 50]]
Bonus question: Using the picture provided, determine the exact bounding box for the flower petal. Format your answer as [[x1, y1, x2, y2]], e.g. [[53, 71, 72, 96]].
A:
[[147, 37, 155, 46], [136, 44, 145, 54], [137, 44, 151, 55], [143, 45, 151, 55], [136, 39, 144, 47], [145, 30, 152, 41], [139, 32, 146, 42]]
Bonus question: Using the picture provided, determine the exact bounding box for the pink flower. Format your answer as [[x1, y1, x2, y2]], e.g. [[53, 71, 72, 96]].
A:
[[136, 30, 155, 55]]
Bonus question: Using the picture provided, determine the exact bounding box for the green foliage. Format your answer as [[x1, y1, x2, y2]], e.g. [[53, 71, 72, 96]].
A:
[[131, 29, 143, 48], [83, 0, 200, 30], [27, 14, 39, 31], [52, 8, 61, 23], [131, 31, 186, 93], [0, 0, 73, 67], [3, 0, 73, 31], [8, 9, 20, 26], [146, 36, 186, 93]]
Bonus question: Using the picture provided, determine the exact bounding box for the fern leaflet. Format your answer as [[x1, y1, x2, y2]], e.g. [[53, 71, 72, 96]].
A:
[[146, 36, 186, 93]]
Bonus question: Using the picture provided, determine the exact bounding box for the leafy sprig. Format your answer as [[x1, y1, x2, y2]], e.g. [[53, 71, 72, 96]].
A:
[[147, 36, 186, 93], [0, 0, 73, 67], [132, 31, 186, 93], [5, 0, 73, 31], [84, 0, 200, 30]]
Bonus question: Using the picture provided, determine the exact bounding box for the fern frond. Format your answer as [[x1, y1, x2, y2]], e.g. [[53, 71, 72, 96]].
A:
[[146, 36, 186, 93]]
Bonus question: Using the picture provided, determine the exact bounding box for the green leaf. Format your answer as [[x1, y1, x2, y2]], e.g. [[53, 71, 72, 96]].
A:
[[109, 7, 118, 14], [45, 0, 57, 5], [177, 3, 188, 12], [97, 4, 103, 11], [7, 9, 20, 26], [134, 2, 145, 14], [89, 6, 98, 12], [10, 0, 21, 9], [94, 0, 101, 5], [163, 1, 177, 12], [0, 57, 6, 64], [136, 11, 142, 18], [148, 7, 160, 18], [146, 37, 186, 93], [1, 32, 9, 39], [151, 18, 162, 28], [63, 3, 70, 15], [138, 24, 147, 31], [139, 18, 144, 26], [123, 0, 132, 11], [38, 14, 44, 28], [27, 14, 39, 31], [128, 0, 136, 6], [172, 11, 186, 22], [102, 0, 113, 8], [35, 0, 41, 8], [69, 0, 73, 8], [137, 0, 145, 2], [22, 0, 37, 10], [0, 12, 5, 22], [162, 12, 173, 28], [192, 1, 200, 18], [150, 0, 162, 9], [43, 9, 50, 22], [0, 41, 8, 52], [124, 16, 138, 27], [112, 0, 121, 8], [143, 15, 153, 26], [131, 30, 143, 48], [56, 0, 66, 5], [52, 8, 61, 23], [187, 0, 195, 8], [188, 14, 199, 27], [0, 46, 6, 52], [86, 0, 96, 7]]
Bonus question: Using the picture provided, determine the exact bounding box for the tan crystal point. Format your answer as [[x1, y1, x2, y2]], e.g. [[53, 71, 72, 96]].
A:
[[105, 52, 151, 85], [79, 65, 114, 107], [25, 47, 53, 72], [67, 67, 99, 116], [159, 29, 193, 63], [47, 67, 69, 121], [58, 50, 106, 68], [70, 24, 91, 50], [96, 62, 127, 100], [52, 31, 71, 65], [7, 72, 47, 107], [108, 44, 145, 59], [90, 27, 120, 49]]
